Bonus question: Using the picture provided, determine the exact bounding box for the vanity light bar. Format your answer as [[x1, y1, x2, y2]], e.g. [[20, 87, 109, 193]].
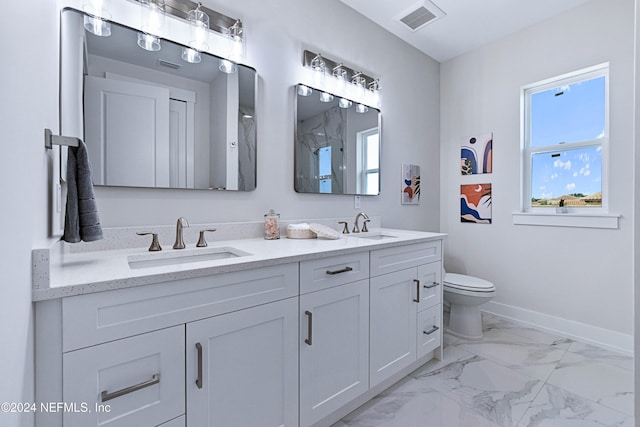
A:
[[303, 50, 378, 89], [133, 0, 243, 40]]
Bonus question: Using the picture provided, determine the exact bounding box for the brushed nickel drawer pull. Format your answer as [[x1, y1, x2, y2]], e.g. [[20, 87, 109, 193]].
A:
[[423, 326, 440, 335], [413, 279, 421, 303], [195, 342, 203, 389], [100, 373, 160, 402], [326, 266, 353, 275], [423, 281, 440, 289], [305, 311, 313, 345]]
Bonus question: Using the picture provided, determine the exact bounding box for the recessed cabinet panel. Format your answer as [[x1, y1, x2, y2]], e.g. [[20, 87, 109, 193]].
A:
[[62, 263, 298, 351], [417, 262, 442, 309], [62, 326, 185, 427], [299, 279, 369, 426], [369, 269, 418, 388], [370, 241, 441, 277], [300, 251, 369, 294], [418, 305, 442, 359], [186, 298, 298, 427]]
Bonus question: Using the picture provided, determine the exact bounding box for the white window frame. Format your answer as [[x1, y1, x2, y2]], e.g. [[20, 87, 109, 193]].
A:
[[356, 127, 380, 195], [514, 63, 618, 229]]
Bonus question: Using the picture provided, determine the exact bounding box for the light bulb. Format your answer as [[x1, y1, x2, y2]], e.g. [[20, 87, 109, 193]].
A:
[[297, 85, 313, 96], [320, 92, 334, 103], [219, 59, 237, 74], [339, 98, 352, 108], [181, 47, 201, 63]]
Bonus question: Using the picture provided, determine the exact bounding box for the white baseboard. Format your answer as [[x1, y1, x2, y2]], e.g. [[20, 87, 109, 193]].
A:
[[481, 301, 633, 356]]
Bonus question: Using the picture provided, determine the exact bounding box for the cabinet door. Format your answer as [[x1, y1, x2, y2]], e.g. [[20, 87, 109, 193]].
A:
[[299, 280, 369, 427], [370, 269, 418, 387], [417, 262, 442, 310], [63, 326, 185, 427], [186, 298, 298, 427], [417, 304, 442, 359]]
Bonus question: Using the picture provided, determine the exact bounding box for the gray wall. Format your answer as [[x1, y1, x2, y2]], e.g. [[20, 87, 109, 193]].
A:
[[0, 1, 440, 425], [93, 0, 441, 229], [0, 2, 59, 425], [440, 0, 635, 347]]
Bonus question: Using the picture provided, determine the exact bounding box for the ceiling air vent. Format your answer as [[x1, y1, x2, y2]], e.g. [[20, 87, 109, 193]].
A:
[[398, 1, 445, 31], [157, 59, 182, 70]]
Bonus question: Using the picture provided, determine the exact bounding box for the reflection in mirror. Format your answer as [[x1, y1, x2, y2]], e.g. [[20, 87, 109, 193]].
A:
[[294, 84, 381, 195], [61, 8, 257, 191]]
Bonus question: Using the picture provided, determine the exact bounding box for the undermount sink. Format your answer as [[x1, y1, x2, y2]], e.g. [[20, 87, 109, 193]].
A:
[[128, 247, 251, 269], [352, 232, 398, 240]]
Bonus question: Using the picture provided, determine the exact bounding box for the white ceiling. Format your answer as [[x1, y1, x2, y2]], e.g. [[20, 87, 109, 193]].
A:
[[339, 0, 592, 62]]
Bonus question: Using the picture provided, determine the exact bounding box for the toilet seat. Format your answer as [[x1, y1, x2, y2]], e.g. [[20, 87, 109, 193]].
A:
[[444, 273, 495, 293]]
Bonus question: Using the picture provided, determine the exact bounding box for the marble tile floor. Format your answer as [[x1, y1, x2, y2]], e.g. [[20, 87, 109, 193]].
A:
[[334, 313, 634, 427]]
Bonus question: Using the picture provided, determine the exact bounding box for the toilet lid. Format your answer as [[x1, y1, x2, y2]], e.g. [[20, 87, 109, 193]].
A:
[[444, 273, 495, 292]]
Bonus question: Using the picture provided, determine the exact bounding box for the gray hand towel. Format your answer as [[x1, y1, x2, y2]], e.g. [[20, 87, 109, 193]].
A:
[[62, 141, 103, 243]]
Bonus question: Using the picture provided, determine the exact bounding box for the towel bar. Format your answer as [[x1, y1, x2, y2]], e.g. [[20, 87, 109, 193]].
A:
[[44, 128, 80, 150]]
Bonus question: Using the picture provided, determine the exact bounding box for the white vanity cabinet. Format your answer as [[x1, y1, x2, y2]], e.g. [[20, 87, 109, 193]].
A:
[[36, 232, 446, 427], [298, 252, 370, 427], [369, 242, 443, 387], [186, 297, 299, 427], [36, 263, 299, 427]]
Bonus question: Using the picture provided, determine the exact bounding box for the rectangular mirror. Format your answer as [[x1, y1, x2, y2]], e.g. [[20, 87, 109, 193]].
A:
[[294, 84, 381, 195], [61, 8, 257, 191]]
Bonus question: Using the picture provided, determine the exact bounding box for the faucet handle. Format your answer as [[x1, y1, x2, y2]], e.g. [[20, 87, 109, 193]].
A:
[[338, 221, 350, 234], [137, 232, 162, 252], [362, 219, 370, 232], [196, 229, 217, 247]]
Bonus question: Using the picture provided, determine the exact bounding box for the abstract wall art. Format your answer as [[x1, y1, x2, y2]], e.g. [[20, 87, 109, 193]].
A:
[[461, 184, 492, 224], [461, 133, 493, 175], [401, 163, 421, 205]]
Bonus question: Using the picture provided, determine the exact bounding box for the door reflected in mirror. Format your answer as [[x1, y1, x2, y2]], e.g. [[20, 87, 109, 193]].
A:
[[294, 84, 381, 195], [61, 8, 257, 191]]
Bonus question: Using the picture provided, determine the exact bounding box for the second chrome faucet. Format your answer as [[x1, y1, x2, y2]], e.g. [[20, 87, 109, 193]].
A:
[[173, 217, 189, 249]]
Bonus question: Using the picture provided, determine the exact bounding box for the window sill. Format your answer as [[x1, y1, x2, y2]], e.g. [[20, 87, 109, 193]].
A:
[[512, 212, 620, 229]]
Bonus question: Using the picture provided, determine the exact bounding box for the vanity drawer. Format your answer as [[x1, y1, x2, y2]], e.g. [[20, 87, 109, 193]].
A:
[[300, 251, 369, 294], [63, 326, 184, 427], [417, 305, 442, 359], [370, 241, 441, 277], [417, 262, 442, 310], [62, 263, 298, 351]]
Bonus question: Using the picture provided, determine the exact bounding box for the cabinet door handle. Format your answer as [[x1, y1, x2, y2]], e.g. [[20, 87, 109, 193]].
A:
[[423, 281, 440, 289], [423, 325, 440, 335], [195, 342, 203, 389], [304, 310, 313, 345], [413, 279, 421, 303], [100, 373, 160, 402], [326, 266, 353, 275]]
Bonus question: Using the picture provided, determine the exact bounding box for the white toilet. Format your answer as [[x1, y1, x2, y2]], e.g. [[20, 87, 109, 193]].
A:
[[443, 272, 496, 340]]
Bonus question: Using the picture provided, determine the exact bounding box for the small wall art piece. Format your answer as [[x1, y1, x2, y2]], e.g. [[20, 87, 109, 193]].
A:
[[461, 184, 492, 224], [461, 133, 493, 175], [401, 163, 421, 205]]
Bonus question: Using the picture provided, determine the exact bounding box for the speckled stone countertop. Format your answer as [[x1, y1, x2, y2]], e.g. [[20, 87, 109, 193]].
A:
[[33, 220, 446, 301]]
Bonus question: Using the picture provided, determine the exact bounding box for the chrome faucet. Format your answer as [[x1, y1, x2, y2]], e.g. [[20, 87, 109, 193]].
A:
[[352, 212, 370, 233], [173, 217, 189, 249]]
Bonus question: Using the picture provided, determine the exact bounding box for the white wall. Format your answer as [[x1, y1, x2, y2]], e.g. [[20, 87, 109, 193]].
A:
[[440, 0, 635, 349], [0, 2, 439, 425], [634, 0, 639, 416], [93, 0, 441, 231], [0, 1, 59, 426]]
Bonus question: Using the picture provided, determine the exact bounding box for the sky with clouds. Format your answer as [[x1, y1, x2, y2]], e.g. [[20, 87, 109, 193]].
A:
[[529, 76, 604, 199]]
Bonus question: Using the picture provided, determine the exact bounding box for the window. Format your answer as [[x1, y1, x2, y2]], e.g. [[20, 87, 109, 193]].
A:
[[522, 64, 608, 213], [357, 128, 380, 194], [318, 146, 332, 193]]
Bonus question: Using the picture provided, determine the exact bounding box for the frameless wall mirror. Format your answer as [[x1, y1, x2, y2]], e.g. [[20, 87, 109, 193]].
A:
[[294, 84, 381, 195], [60, 8, 257, 191]]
